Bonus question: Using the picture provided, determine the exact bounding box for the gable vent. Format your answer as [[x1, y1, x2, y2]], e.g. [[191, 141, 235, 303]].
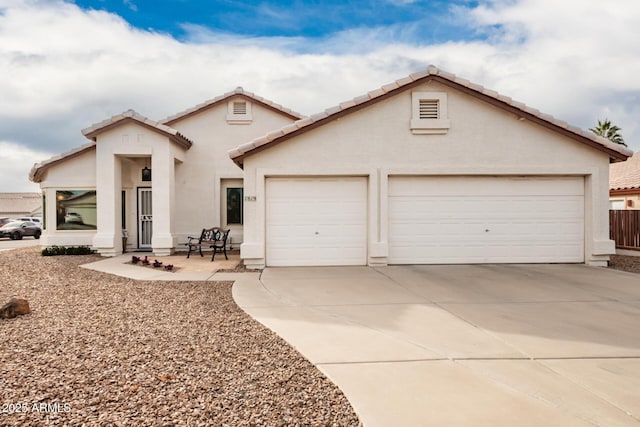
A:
[[233, 101, 247, 115], [419, 99, 439, 119]]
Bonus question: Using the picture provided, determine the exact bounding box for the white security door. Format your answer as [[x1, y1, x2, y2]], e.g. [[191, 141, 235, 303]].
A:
[[388, 176, 584, 264], [266, 177, 367, 266], [138, 187, 152, 249]]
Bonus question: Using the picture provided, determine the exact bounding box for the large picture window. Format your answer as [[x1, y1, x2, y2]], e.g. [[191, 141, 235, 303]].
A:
[[56, 190, 97, 230], [226, 188, 243, 225]]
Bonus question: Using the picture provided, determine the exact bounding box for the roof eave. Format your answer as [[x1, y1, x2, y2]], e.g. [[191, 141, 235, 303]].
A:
[[82, 117, 193, 149], [162, 92, 304, 126], [29, 143, 97, 183], [430, 76, 632, 162], [230, 72, 632, 165]]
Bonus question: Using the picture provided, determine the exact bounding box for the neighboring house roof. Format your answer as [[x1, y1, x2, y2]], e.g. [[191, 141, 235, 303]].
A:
[[29, 142, 96, 183], [161, 87, 305, 126], [0, 193, 41, 216], [82, 109, 193, 148], [229, 65, 633, 166], [610, 151, 640, 193]]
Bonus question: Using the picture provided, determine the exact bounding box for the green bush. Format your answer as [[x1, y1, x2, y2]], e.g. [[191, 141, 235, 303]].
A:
[[42, 245, 93, 256]]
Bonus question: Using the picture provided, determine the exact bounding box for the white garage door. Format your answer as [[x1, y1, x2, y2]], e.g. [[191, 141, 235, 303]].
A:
[[266, 177, 367, 266], [388, 176, 584, 264]]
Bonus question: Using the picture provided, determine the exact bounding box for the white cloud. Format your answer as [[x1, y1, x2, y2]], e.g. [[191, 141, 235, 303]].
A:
[[0, 0, 639, 191], [0, 141, 52, 192]]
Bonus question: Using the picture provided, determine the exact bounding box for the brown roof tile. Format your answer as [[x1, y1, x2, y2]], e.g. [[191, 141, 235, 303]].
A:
[[610, 152, 640, 190], [229, 65, 633, 165], [82, 109, 193, 148], [160, 87, 304, 125]]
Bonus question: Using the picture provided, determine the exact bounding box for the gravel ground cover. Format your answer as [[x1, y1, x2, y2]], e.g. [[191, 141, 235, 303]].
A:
[[0, 247, 360, 426], [609, 254, 640, 274]]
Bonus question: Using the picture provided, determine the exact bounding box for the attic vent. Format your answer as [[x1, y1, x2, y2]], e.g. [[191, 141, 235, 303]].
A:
[[419, 99, 439, 119], [226, 99, 252, 124], [233, 101, 247, 115], [411, 91, 450, 135]]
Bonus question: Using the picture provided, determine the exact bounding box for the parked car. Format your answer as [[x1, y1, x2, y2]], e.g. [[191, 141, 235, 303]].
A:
[[0, 221, 41, 240], [64, 212, 83, 224], [0, 217, 11, 227], [15, 217, 42, 228]]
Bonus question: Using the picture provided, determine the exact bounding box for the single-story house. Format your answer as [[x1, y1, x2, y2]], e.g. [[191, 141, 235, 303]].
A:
[[610, 151, 640, 209], [31, 66, 632, 267], [29, 88, 303, 255], [229, 66, 631, 268], [0, 193, 42, 218]]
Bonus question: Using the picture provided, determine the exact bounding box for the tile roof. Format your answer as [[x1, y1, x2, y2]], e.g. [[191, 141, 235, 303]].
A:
[[160, 87, 305, 125], [610, 151, 640, 191], [31, 110, 195, 183], [0, 192, 42, 216], [82, 109, 193, 148], [29, 142, 96, 183], [229, 65, 633, 165]]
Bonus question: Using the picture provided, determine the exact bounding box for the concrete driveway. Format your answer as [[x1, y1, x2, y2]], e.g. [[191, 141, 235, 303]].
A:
[[233, 264, 640, 426]]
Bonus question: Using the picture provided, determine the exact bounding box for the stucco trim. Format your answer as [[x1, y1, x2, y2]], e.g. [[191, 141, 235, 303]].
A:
[[229, 66, 632, 166], [161, 88, 305, 126]]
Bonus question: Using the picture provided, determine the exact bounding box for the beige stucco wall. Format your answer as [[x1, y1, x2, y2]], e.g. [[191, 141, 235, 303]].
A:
[[36, 96, 297, 255], [240, 80, 614, 267], [168, 97, 296, 246], [609, 194, 640, 210]]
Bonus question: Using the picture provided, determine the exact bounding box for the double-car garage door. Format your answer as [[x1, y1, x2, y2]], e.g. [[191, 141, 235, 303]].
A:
[[266, 176, 584, 266]]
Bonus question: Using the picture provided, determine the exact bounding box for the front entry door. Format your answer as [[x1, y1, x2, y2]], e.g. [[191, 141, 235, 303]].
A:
[[138, 187, 152, 248]]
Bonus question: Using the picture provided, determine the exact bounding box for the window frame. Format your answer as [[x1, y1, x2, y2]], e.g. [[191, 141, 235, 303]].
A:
[[225, 187, 244, 225]]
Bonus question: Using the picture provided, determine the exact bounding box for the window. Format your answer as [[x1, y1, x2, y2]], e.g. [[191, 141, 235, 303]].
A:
[[226, 188, 243, 224], [56, 190, 97, 230], [226, 99, 252, 124], [411, 91, 450, 134], [610, 199, 624, 210], [121, 190, 126, 229]]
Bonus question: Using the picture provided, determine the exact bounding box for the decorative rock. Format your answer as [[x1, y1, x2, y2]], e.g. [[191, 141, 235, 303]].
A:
[[0, 297, 31, 319]]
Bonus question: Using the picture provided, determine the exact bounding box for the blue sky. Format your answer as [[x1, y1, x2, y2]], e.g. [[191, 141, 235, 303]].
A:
[[0, 0, 639, 191], [72, 0, 481, 47]]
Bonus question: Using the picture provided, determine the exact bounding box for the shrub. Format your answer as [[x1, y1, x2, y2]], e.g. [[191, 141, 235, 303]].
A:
[[42, 245, 93, 256]]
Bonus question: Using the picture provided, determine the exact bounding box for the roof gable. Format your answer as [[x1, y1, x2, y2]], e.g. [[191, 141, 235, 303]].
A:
[[229, 66, 632, 166], [161, 87, 305, 126], [29, 142, 96, 183], [82, 109, 193, 149]]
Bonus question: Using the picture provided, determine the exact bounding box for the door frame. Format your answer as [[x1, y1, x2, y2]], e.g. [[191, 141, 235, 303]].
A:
[[137, 187, 152, 249]]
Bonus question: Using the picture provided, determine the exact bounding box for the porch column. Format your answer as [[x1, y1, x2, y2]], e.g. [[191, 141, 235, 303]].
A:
[[151, 148, 176, 256], [92, 153, 122, 256]]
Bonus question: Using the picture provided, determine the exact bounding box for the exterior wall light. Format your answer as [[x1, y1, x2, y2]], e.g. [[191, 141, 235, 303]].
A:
[[141, 166, 152, 181]]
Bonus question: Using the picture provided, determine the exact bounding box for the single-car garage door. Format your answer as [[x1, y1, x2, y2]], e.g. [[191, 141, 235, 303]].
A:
[[388, 176, 584, 264], [266, 177, 367, 266]]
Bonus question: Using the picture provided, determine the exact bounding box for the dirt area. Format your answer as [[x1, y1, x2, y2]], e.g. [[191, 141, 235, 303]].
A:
[[0, 247, 359, 426], [609, 254, 640, 274]]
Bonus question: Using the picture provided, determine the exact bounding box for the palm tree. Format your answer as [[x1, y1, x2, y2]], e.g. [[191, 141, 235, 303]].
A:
[[589, 119, 626, 146]]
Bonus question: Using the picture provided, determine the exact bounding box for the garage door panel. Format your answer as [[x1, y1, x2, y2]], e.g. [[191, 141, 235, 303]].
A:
[[389, 176, 584, 264], [266, 177, 367, 267]]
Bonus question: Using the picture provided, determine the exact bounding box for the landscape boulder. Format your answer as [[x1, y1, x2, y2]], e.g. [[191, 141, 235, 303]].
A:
[[0, 298, 31, 319]]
